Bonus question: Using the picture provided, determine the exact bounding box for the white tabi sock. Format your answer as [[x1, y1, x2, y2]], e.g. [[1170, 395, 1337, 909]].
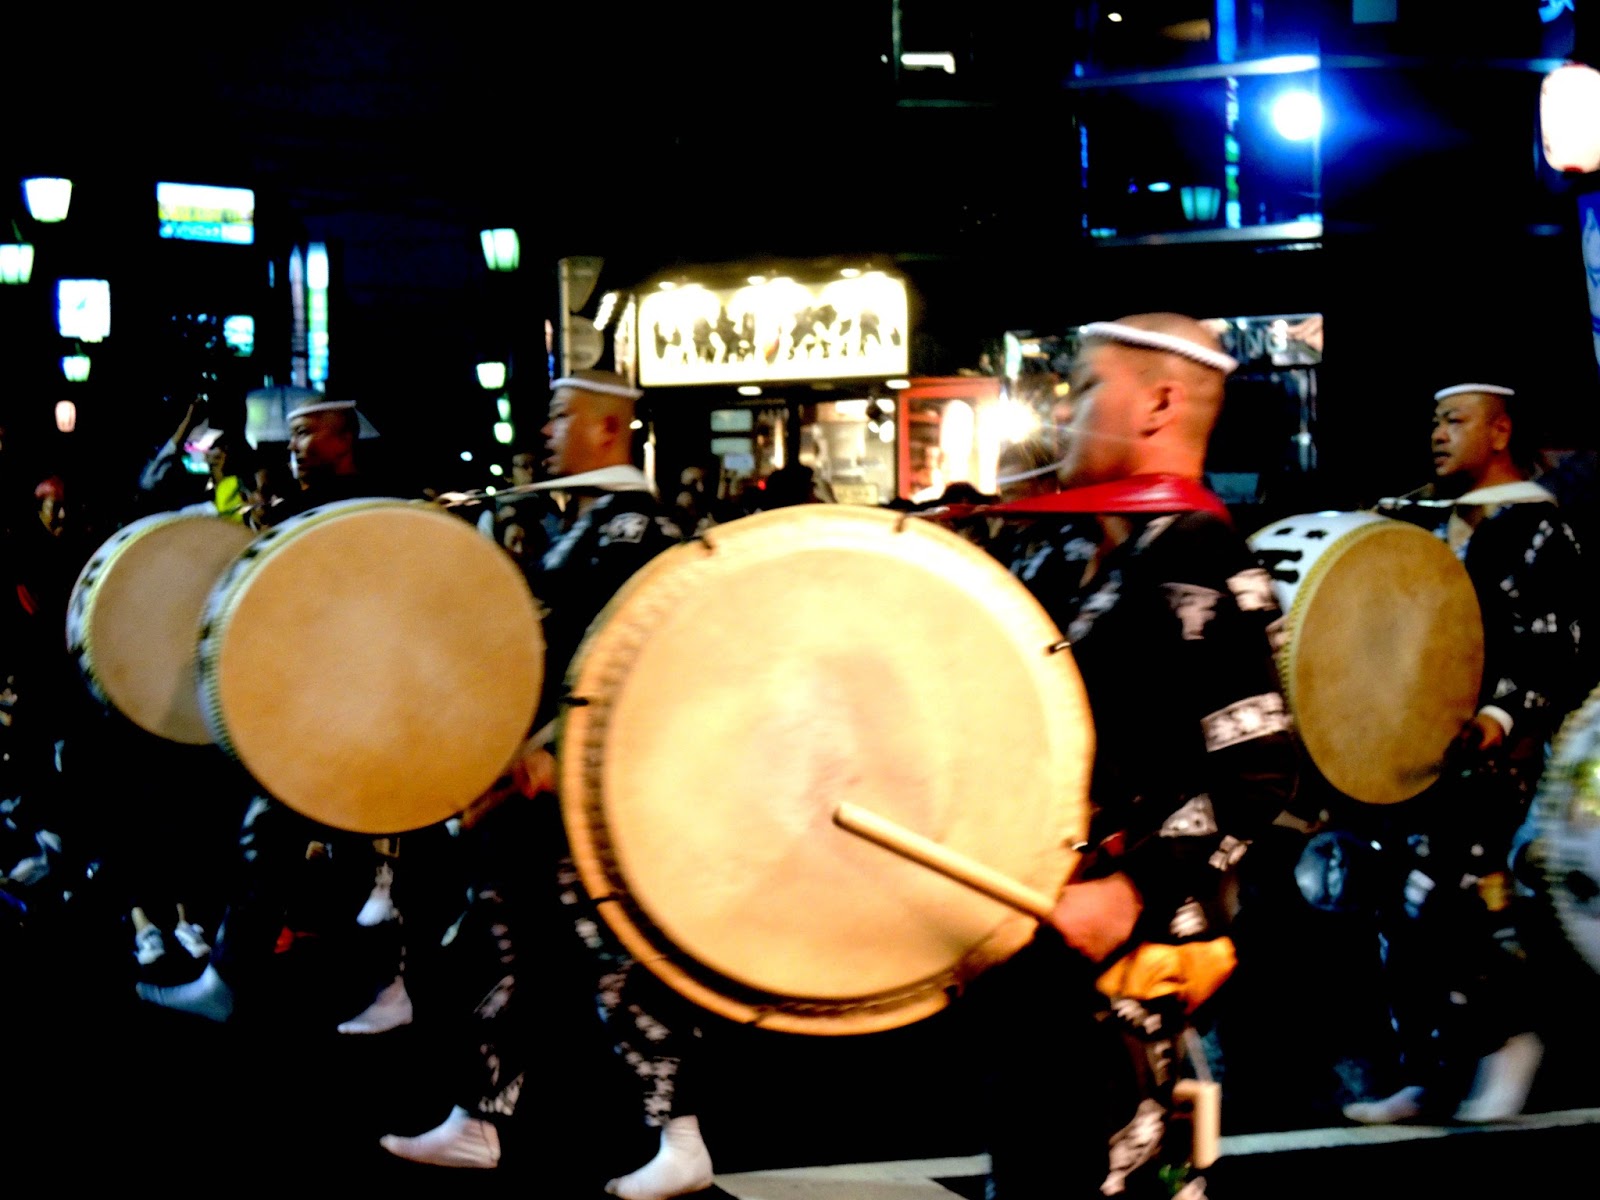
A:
[[336, 974, 413, 1034], [1455, 1032, 1544, 1123], [1342, 1084, 1427, 1125], [356, 862, 397, 926], [606, 1114, 715, 1200], [380, 1105, 500, 1169], [135, 962, 235, 1023]]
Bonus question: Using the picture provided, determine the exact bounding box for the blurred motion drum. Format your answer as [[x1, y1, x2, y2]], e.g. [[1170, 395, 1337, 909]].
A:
[[1532, 685, 1600, 978], [197, 498, 543, 834], [559, 505, 1093, 1034], [66, 511, 257, 744], [1249, 511, 1483, 805]]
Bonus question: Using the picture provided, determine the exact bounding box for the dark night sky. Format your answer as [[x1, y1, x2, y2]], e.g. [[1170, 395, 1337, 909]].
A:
[[3, 4, 1597, 511]]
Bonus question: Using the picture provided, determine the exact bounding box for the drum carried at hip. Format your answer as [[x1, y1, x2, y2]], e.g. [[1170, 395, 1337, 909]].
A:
[[67, 499, 545, 835], [1248, 510, 1483, 805], [66, 511, 257, 744], [558, 504, 1093, 1035], [196, 498, 543, 834]]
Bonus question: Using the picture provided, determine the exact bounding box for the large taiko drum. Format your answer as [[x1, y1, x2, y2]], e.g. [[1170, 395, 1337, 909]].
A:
[[1532, 685, 1600, 978], [559, 505, 1093, 1035], [65, 512, 257, 744], [197, 498, 543, 834], [1248, 510, 1483, 805]]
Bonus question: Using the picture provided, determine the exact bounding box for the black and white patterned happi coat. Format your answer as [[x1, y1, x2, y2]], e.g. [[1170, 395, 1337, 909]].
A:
[[993, 508, 1298, 1199]]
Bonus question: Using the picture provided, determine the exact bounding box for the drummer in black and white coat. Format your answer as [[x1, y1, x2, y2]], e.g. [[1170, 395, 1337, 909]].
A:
[[974, 314, 1298, 1200], [377, 371, 712, 1200], [1345, 381, 1589, 1127]]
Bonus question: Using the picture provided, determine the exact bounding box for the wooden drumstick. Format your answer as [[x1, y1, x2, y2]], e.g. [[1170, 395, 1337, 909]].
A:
[[832, 801, 1055, 919]]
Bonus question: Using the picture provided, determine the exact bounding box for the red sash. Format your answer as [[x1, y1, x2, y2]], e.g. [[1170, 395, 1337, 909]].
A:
[[928, 474, 1231, 524]]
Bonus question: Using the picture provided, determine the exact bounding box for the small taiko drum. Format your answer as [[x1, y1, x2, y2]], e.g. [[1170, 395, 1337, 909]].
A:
[[197, 498, 543, 834], [1531, 685, 1600, 979], [65, 512, 257, 744], [559, 505, 1093, 1035], [1248, 510, 1483, 805]]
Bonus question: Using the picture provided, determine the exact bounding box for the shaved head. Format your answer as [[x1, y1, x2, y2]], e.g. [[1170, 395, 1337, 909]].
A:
[[1059, 311, 1231, 487]]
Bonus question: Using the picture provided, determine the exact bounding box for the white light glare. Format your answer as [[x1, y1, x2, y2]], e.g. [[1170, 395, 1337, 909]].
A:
[[1271, 90, 1323, 141], [886, 379, 911, 390], [737, 385, 762, 396], [630, 419, 644, 430], [460, 451, 474, 462], [901, 52, 956, 74]]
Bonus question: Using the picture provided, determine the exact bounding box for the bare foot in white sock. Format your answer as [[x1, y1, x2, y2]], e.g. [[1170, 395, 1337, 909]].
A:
[[380, 1105, 500, 1168], [337, 975, 413, 1034], [1455, 1032, 1544, 1123], [606, 1115, 714, 1200]]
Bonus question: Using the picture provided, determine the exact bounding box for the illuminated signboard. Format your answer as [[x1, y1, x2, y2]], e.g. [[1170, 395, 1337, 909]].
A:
[[223, 314, 255, 357], [157, 182, 256, 245], [58, 279, 111, 341], [637, 271, 909, 387], [306, 243, 329, 387]]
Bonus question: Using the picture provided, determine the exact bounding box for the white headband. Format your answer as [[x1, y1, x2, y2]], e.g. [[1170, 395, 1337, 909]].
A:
[[551, 376, 643, 400], [1433, 383, 1515, 401], [1081, 322, 1239, 375], [287, 399, 357, 418]]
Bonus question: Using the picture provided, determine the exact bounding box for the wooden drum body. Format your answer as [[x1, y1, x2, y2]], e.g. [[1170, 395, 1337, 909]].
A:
[[66, 512, 257, 744], [1249, 511, 1483, 805], [559, 505, 1093, 1035], [197, 498, 543, 834]]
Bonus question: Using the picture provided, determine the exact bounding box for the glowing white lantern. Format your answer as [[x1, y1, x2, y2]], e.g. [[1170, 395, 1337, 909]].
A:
[[0, 243, 34, 284], [55, 400, 77, 433], [23, 177, 72, 223], [1541, 63, 1600, 174], [480, 228, 520, 272], [62, 354, 91, 382], [476, 361, 507, 389]]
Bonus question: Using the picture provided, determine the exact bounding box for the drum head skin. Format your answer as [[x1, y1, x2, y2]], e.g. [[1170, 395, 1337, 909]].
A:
[[1535, 687, 1600, 978], [1252, 515, 1483, 805], [200, 500, 543, 833], [560, 505, 1092, 1034], [67, 513, 257, 744]]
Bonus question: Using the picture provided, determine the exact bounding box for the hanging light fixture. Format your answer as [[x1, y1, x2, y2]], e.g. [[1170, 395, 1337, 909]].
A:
[[480, 228, 520, 271], [55, 400, 77, 433], [23, 177, 73, 223], [0, 242, 34, 284], [62, 353, 91, 382], [476, 361, 507, 389], [1181, 186, 1223, 222], [1541, 62, 1600, 174]]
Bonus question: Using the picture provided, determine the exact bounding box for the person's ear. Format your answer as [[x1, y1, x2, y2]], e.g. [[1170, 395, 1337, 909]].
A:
[[1489, 412, 1512, 454], [1140, 380, 1182, 436]]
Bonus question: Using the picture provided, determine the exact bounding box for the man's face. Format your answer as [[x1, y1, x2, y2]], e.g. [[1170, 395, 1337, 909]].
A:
[[542, 388, 608, 477], [1431, 394, 1505, 485], [288, 412, 353, 482], [1057, 343, 1144, 488], [510, 453, 537, 487]]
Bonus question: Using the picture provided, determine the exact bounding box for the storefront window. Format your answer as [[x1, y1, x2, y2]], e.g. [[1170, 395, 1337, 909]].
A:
[[801, 399, 898, 506]]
